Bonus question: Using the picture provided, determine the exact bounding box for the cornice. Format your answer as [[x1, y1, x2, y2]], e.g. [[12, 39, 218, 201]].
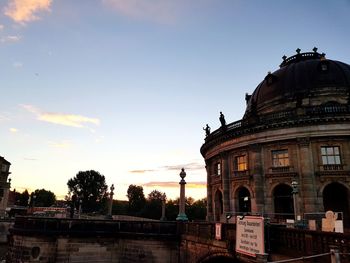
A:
[[201, 107, 350, 157]]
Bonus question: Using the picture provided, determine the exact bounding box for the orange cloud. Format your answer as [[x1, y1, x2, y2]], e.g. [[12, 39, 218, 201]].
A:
[[129, 169, 156, 174], [5, 0, 52, 24], [21, 104, 100, 128], [102, 0, 179, 24]]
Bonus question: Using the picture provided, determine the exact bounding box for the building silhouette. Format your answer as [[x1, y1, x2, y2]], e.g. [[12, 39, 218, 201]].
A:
[[0, 156, 11, 217], [201, 48, 350, 227]]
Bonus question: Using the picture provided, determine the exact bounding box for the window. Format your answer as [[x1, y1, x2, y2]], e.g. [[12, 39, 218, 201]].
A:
[[1, 165, 7, 172], [321, 146, 341, 165], [235, 155, 247, 171], [214, 162, 221, 176], [272, 150, 289, 167]]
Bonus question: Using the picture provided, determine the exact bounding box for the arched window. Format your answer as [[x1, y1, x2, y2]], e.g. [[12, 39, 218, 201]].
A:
[[237, 187, 251, 214], [323, 183, 350, 227], [273, 184, 294, 220]]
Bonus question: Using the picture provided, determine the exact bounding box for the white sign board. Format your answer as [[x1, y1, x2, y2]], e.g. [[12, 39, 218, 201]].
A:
[[215, 223, 222, 240], [236, 216, 265, 257]]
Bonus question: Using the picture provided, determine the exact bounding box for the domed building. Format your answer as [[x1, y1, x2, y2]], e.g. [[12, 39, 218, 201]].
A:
[[201, 48, 350, 227]]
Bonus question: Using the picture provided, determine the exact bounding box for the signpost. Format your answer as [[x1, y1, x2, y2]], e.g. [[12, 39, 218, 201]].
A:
[[236, 216, 265, 257]]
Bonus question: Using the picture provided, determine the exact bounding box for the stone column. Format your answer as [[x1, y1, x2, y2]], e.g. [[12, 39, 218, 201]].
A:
[[160, 194, 167, 221], [250, 144, 264, 214], [297, 138, 317, 214], [206, 162, 214, 222], [107, 184, 115, 219], [221, 152, 231, 218], [176, 168, 188, 221]]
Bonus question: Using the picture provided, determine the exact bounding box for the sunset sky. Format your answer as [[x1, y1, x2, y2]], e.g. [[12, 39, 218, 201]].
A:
[[1, 0, 350, 201]]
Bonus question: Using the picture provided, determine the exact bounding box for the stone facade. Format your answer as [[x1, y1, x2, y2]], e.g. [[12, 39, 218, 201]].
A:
[[201, 50, 350, 226], [7, 235, 179, 263], [0, 156, 11, 217]]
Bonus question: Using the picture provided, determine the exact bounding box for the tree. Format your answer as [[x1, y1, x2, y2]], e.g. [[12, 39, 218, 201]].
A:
[[30, 189, 56, 207], [141, 190, 165, 219], [67, 170, 108, 213], [187, 198, 207, 221], [126, 185, 146, 215], [165, 199, 178, 221], [15, 189, 30, 206]]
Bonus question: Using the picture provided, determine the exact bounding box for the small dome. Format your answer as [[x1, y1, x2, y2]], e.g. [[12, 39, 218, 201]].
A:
[[244, 49, 350, 120]]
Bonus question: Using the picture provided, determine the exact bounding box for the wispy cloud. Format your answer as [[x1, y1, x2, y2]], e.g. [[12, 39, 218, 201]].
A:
[[102, 0, 180, 24], [13, 62, 23, 68], [143, 181, 206, 189], [48, 140, 71, 149], [161, 162, 205, 171], [0, 35, 21, 43], [0, 114, 10, 122], [4, 0, 52, 24], [9, 127, 18, 133], [129, 161, 205, 174], [23, 157, 37, 161], [21, 104, 100, 128]]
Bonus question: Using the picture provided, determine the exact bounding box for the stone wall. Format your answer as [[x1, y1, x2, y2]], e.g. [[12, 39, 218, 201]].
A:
[[0, 220, 13, 243], [179, 234, 232, 263], [7, 235, 179, 263]]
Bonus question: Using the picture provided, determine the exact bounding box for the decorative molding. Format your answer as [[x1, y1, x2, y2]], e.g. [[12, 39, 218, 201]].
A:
[[297, 137, 310, 147], [265, 172, 298, 178]]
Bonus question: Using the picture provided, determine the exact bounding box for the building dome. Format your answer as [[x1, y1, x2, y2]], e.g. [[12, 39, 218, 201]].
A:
[[244, 48, 350, 120]]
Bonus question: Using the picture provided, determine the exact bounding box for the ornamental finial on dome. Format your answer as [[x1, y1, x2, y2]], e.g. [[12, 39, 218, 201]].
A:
[[296, 48, 301, 54], [313, 47, 318, 53]]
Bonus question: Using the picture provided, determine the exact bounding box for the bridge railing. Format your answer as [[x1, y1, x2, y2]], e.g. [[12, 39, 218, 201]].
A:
[[10, 216, 178, 238], [269, 225, 350, 261], [181, 222, 236, 241], [180, 222, 350, 262]]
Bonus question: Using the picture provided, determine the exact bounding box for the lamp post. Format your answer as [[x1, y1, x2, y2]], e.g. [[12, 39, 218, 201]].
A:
[[291, 180, 299, 222], [176, 168, 188, 221]]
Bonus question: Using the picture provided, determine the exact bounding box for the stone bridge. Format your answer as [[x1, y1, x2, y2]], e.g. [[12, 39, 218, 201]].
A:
[[5, 217, 350, 263]]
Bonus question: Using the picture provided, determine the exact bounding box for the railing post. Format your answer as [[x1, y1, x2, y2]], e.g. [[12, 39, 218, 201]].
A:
[[330, 247, 340, 263]]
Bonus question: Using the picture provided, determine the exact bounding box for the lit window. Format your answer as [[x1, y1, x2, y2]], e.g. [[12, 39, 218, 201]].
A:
[[272, 150, 289, 167], [214, 162, 221, 176], [235, 155, 247, 171], [321, 146, 341, 165]]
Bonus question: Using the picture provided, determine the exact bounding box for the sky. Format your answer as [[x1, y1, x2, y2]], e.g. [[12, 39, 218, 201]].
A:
[[1, 0, 350, 201]]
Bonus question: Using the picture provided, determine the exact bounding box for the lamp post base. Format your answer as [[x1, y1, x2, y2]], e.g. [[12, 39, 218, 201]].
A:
[[176, 213, 188, 221]]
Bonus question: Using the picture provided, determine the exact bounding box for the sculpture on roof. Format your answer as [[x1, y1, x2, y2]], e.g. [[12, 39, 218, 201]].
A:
[[219, 112, 226, 127], [203, 124, 211, 137]]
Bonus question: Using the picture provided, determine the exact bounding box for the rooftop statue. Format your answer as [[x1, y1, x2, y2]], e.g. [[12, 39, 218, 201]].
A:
[[203, 124, 211, 137], [219, 111, 226, 127]]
